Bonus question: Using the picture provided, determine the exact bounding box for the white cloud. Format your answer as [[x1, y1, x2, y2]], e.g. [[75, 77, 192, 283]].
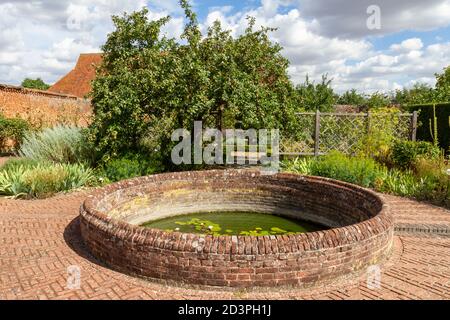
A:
[[202, 3, 450, 93], [203, 7, 371, 69], [299, 0, 450, 38], [0, 0, 449, 93], [390, 38, 424, 52], [261, 0, 280, 16], [44, 38, 98, 62], [330, 41, 450, 93], [0, 0, 182, 84]]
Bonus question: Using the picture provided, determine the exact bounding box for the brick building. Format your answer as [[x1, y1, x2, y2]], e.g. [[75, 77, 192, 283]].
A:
[[0, 53, 102, 127]]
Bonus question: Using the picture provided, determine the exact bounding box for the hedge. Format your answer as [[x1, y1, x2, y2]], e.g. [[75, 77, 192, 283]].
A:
[[0, 114, 30, 153], [408, 102, 450, 153]]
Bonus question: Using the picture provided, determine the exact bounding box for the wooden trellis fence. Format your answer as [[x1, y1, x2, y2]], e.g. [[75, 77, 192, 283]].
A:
[[281, 111, 418, 156]]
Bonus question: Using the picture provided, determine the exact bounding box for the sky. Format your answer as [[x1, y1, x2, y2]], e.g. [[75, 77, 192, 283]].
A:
[[0, 0, 450, 93]]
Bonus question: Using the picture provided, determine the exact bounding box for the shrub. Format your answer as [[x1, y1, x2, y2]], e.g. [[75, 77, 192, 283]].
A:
[[283, 152, 449, 208], [409, 102, 450, 153], [0, 115, 30, 153], [294, 75, 336, 112], [88, 5, 300, 165], [357, 107, 404, 161], [337, 89, 366, 106], [312, 152, 384, 188], [378, 169, 424, 197], [19, 125, 93, 164], [0, 159, 95, 198], [281, 157, 314, 175], [413, 158, 450, 206], [391, 140, 441, 169], [365, 92, 391, 109], [98, 153, 163, 182], [283, 152, 384, 188], [21, 78, 50, 90], [0, 158, 39, 170]]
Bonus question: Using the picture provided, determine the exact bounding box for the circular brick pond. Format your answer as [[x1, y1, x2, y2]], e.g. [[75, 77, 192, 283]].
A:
[[80, 170, 394, 288]]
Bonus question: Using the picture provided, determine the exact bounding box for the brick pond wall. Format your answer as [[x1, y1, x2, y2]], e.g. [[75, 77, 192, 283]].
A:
[[80, 170, 394, 288]]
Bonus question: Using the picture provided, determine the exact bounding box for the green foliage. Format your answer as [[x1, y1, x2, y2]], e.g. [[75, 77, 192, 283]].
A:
[[366, 92, 391, 109], [19, 125, 93, 164], [0, 158, 39, 170], [391, 140, 441, 169], [283, 151, 384, 188], [408, 102, 450, 153], [294, 74, 336, 112], [0, 159, 95, 198], [337, 88, 430, 109], [21, 78, 50, 90], [413, 158, 449, 206], [97, 153, 163, 182], [357, 107, 403, 160], [282, 157, 314, 175], [89, 3, 298, 164], [394, 83, 435, 106], [378, 157, 449, 203], [283, 152, 449, 208], [377, 169, 424, 197], [238, 227, 293, 236], [435, 66, 450, 101], [312, 152, 384, 188], [337, 89, 366, 106], [0, 114, 30, 153], [174, 218, 222, 236]]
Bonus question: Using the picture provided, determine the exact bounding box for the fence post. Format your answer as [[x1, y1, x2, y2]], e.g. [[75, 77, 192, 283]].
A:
[[410, 111, 418, 141], [314, 109, 321, 157]]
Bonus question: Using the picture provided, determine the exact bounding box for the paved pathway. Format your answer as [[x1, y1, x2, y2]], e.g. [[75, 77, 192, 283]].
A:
[[0, 191, 449, 300]]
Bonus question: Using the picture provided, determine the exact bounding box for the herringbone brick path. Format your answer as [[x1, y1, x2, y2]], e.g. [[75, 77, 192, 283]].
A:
[[0, 191, 449, 300]]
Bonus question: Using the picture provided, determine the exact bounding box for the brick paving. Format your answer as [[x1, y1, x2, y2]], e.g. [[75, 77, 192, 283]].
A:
[[0, 190, 449, 300]]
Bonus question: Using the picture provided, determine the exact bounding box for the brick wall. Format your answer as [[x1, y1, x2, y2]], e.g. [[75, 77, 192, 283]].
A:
[[0, 84, 91, 127], [80, 170, 394, 288]]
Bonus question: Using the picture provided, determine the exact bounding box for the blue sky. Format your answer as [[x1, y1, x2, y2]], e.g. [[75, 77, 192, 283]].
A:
[[0, 0, 449, 93], [369, 26, 450, 50]]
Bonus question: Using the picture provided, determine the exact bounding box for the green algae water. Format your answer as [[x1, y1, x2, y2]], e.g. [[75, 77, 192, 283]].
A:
[[140, 212, 324, 236]]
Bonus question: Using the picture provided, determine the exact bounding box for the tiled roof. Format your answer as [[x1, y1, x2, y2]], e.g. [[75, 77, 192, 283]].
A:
[[49, 53, 103, 99]]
